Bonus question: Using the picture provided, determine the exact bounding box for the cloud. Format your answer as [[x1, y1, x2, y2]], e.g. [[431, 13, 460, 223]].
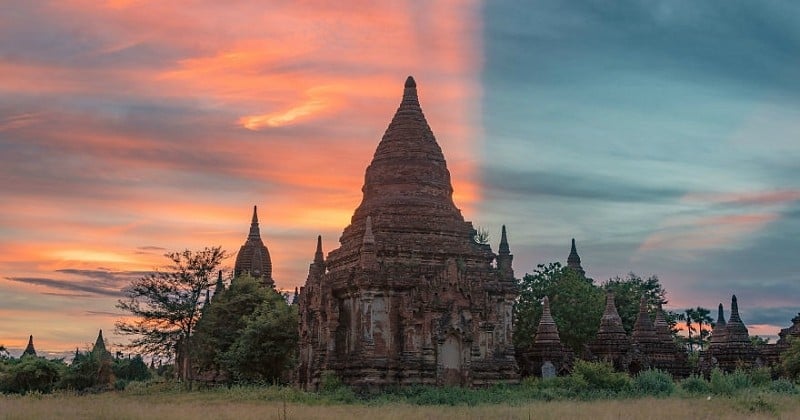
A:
[[482, 166, 687, 205], [4, 277, 124, 298]]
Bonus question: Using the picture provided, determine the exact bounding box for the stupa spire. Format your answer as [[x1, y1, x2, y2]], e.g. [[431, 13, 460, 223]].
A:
[[234, 205, 274, 287], [314, 235, 325, 264], [534, 296, 561, 344], [23, 335, 36, 356], [499, 225, 510, 255], [94, 329, 107, 354], [632, 296, 658, 344], [724, 294, 750, 343], [214, 270, 225, 297], [710, 303, 728, 346], [567, 238, 585, 276], [249, 205, 260, 239]]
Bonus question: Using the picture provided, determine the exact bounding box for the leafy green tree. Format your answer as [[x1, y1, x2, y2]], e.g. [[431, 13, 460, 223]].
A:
[[113, 355, 151, 382], [0, 356, 65, 394], [192, 274, 271, 374], [690, 307, 713, 351], [781, 337, 800, 379], [220, 288, 299, 383], [514, 262, 604, 353], [602, 273, 667, 334], [116, 246, 226, 385]]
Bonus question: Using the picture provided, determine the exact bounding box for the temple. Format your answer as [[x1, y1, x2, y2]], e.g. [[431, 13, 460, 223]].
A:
[[233, 206, 274, 287], [297, 76, 519, 390], [22, 335, 36, 357], [566, 238, 585, 277]]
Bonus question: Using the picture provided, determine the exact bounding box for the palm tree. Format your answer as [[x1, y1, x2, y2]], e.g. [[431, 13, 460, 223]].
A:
[[684, 309, 698, 353], [691, 307, 713, 351]]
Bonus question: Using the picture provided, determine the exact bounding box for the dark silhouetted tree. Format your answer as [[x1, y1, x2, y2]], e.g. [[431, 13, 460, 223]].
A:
[[116, 246, 226, 387]]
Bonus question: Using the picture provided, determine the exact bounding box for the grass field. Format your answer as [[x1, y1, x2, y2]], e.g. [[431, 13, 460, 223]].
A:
[[2, 389, 799, 420]]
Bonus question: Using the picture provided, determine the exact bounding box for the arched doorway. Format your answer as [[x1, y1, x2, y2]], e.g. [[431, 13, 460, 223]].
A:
[[440, 334, 462, 386]]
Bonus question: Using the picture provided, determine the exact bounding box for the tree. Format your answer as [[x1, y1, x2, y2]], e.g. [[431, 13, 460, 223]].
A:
[[192, 274, 271, 376], [220, 288, 299, 383], [601, 273, 667, 334], [690, 307, 713, 351], [514, 262, 604, 354], [116, 246, 226, 386], [780, 337, 800, 380], [193, 275, 298, 384], [0, 356, 64, 394]]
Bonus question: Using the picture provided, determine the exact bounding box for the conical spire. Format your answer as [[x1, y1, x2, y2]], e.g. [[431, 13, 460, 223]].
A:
[[632, 296, 658, 344], [213, 270, 225, 297], [567, 238, 585, 276], [497, 225, 514, 280], [725, 294, 750, 343], [653, 303, 673, 344], [92, 330, 111, 357], [235, 205, 274, 287], [534, 296, 561, 345], [23, 335, 36, 356], [326, 76, 476, 271], [314, 235, 324, 264], [499, 225, 510, 255], [710, 303, 728, 346], [249, 205, 260, 239]]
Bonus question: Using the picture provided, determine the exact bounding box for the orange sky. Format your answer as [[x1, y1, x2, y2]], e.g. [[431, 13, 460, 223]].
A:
[[0, 0, 483, 353]]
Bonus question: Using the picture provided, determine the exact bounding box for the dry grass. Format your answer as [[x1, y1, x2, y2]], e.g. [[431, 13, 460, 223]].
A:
[[1, 392, 799, 420]]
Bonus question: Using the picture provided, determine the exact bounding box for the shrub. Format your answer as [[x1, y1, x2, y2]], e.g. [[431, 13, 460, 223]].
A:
[[729, 369, 752, 390], [633, 369, 675, 397], [571, 360, 631, 394], [0, 356, 64, 394], [709, 368, 736, 396], [769, 379, 797, 394], [747, 367, 771, 387], [679, 374, 710, 395]]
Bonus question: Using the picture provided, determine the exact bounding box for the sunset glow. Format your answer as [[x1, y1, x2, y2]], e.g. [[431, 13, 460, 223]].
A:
[[2, 1, 799, 357]]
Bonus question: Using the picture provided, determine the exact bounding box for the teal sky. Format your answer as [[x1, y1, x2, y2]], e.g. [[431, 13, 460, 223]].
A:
[[478, 0, 800, 330]]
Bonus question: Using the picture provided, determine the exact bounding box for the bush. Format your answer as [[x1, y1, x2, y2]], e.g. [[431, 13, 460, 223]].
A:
[[0, 356, 64, 394], [710, 368, 736, 396], [632, 369, 675, 397], [571, 360, 631, 393], [680, 374, 710, 395], [747, 367, 771, 387], [769, 379, 797, 394]]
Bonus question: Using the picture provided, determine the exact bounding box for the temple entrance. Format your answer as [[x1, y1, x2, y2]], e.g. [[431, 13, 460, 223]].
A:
[[440, 334, 462, 386]]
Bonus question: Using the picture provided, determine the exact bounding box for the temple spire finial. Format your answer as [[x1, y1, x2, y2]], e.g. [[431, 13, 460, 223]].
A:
[[23, 335, 36, 357], [405, 75, 416, 88], [248, 205, 261, 239], [314, 235, 325, 264], [499, 225, 510, 255], [401, 76, 420, 108], [567, 238, 585, 276]]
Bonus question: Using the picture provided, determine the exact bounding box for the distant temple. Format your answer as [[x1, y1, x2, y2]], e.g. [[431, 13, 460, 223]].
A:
[[233, 205, 274, 287], [566, 238, 585, 277], [297, 76, 519, 390], [22, 335, 36, 357]]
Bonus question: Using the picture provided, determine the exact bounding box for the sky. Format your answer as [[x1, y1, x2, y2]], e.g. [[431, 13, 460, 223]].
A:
[[1, 0, 798, 356]]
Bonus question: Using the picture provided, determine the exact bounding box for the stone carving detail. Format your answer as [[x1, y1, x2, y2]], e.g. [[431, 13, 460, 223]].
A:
[[297, 77, 518, 390]]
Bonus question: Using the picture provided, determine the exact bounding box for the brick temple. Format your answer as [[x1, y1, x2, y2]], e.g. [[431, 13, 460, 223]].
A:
[[297, 76, 519, 390]]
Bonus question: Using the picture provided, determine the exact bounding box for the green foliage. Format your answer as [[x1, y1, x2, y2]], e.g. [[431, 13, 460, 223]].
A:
[[193, 275, 299, 384], [708, 368, 754, 396], [59, 352, 100, 391], [221, 288, 299, 383], [515, 263, 604, 353], [632, 369, 675, 397], [192, 274, 268, 373], [769, 379, 797, 394], [679, 374, 711, 395], [113, 355, 151, 382], [602, 273, 667, 334], [780, 337, 800, 379], [748, 367, 772, 387], [570, 360, 631, 393], [0, 356, 64, 394]]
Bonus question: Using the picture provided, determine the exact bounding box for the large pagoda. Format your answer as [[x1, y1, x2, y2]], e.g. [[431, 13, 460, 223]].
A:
[[297, 77, 519, 390]]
